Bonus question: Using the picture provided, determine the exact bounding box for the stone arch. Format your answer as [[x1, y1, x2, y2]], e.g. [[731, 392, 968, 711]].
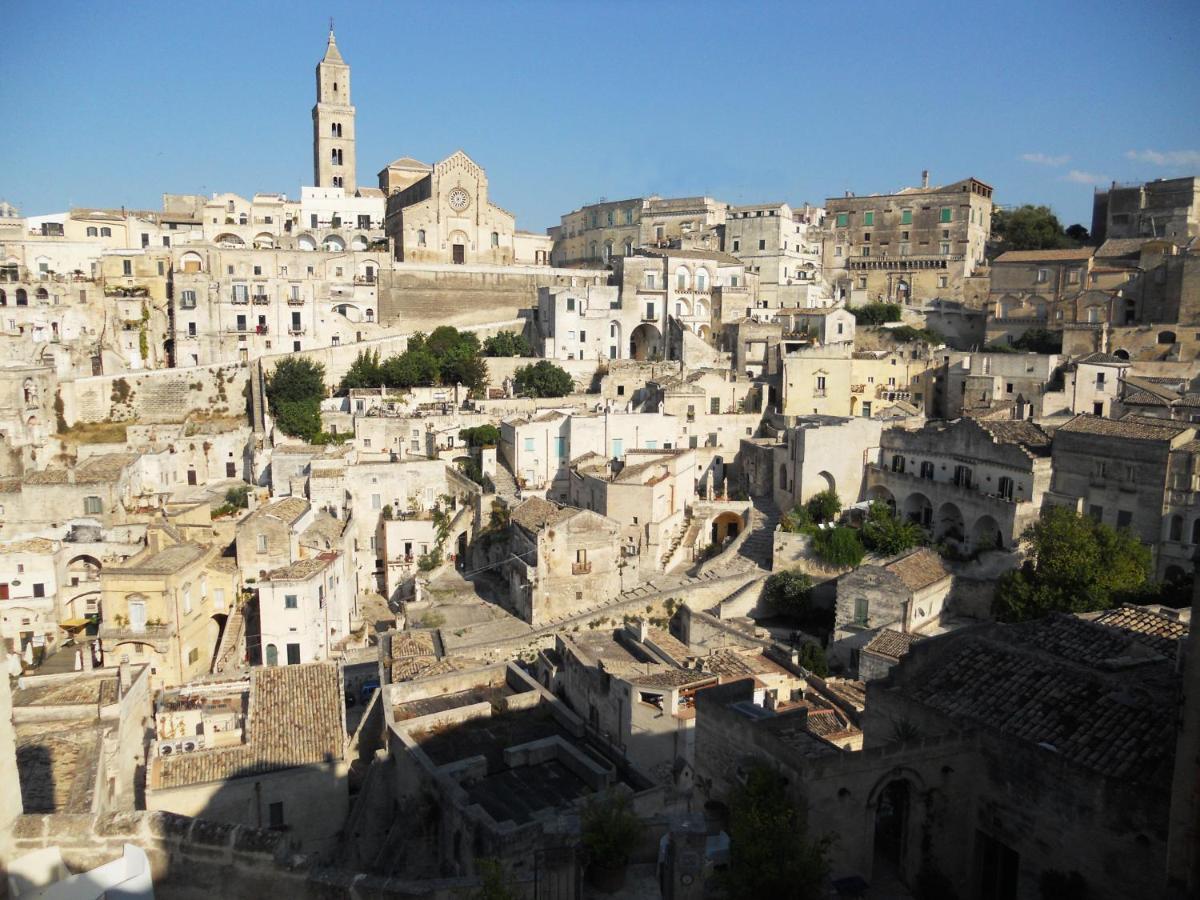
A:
[[936, 501, 965, 541], [265, 643, 278, 666], [297, 233, 317, 251], [253, 232, 275, 249], [818, 470, 836, 495], [1159, 330, 1177, 345], [694, 298, 708, 319], [971, 514, 1003, 551], [16, 289, 28, 306], [711, 511, 741, 544], [1113, 348, 1130, 360], [322, 234, 346, 252], [698, 324, 711, 340], [213, 233, 244, 247], [902, 492, 932, 528], [630, 323, 662, 361], [867, 485, 895, 510], [35, 287, 49, 302], [179, 251, 203, 273], [674, 297, 692, 318], [350, 234, 369, 251]]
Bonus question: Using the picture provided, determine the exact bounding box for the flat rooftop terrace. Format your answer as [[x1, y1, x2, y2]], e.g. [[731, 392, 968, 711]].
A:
[[411, 703, 569, 769], [466, 758, 591, 825], [394, 682, 520, 723]]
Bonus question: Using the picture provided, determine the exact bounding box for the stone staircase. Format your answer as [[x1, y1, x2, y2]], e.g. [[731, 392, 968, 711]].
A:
[[212, 603, 246, 674], [735, 496, 780, 570], [491, 462, 518, 498], [659, 516, 694, 572]]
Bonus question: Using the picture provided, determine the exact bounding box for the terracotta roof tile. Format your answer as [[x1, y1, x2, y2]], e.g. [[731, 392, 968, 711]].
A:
[[863, 629, 920, 661], [884, 548, 950, 592]]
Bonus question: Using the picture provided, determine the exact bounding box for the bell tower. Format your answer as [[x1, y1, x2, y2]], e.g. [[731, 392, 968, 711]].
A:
[[312, 26, 356, 193]]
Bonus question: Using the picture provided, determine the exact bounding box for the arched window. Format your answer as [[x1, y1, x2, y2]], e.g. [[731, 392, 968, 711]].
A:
[[35, 288, 48, 301], [1170, 515, 1183, 542], [675, 266, 690, 291], [416, 229, 426, 247], [86, 227, 98, 237], [265, 644, 279, 666], [891, 454, 905, 473], [695, 268, 709, 291], [602, 241, 612, 263], [365, 309, 374, 321], [1158, 330, 1177, 345], [100, 227, 111, 237], [624, 239, 633, 256], [491, 232, 499, 248], [16, 289, 27, 306]]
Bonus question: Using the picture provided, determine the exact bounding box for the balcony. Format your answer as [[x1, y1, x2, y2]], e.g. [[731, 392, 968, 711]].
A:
[[354, 276, 376, 285], [286, 297, 305, 306], [99, 621, 172, 643], [230, 295, 249, 305], [572, 561, 592, 575], [252, 295, 270, 305], [288, 326, 306, 335]]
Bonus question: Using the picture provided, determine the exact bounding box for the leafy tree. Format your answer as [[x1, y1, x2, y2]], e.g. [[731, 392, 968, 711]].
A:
[[763, 570, 814, 619], [265, 358, 326, 441], [580, 791, 642, 870], [382, 347, 440, 388], [265, 357, 325, 407], [994, 506, 1151, 622], [861, 501, 924, 556], [719, 766, 830, 900], [796, 641, 829, 677], [887, 325, 943, 345], [991, 205, 1071, 251], [1065, 224, 1091, 244], [482, 331, 532, 357], [514, 360, 574, 398], [460, 424, 501, 447], [224, 485, 250, 509], [780, 504, 813, 533], [439, 342, 488, 392], [851, 302, 902, 326], [810, 526, 865, 569], [805, 489, 841, 525], [340, 350, 384, 392]]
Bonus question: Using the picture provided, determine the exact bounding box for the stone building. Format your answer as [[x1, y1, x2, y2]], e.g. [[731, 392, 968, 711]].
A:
[[1047, 413, 1200, 579], [98, 511, 240, 686], [927, 350, 1062, 420], [235, 496, 314, 582], [550, 195, 729, 268], [724, 203, 826, 309], [832, 547, 952, 672], [0, 537, 61, 662], [823, 175, 993, 304], [694, 605, 1190, 898], [383, 150, 551, 266], [505, 497, 622, 625], [312, 30, 356, 192], [257, 552, 352, 666], [865, 417, 1053, 550], [146, 662, 348, 858], [1092, 176, 1200, 244]]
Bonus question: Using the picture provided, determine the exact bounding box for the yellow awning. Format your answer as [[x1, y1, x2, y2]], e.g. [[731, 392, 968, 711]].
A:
[[59, 618, 90, 629]]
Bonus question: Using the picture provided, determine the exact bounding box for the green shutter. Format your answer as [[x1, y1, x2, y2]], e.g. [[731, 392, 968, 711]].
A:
[[901, 209, 912, 224], [940, 207, 952, 223], [864, 211, 874, 226], [836, 213, 848, 227]]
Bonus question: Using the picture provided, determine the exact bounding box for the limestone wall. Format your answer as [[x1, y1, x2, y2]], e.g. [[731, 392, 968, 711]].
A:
[[59, 363, 249, 426]]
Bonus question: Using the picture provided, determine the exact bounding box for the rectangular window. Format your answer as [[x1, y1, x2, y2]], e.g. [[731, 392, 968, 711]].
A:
[[853, 597, 869, 627], [732, 239, 740, 252], [940, 242, 951, 255], [286, 644, 301, 665], [901, 209, 912, 224], [939, 207, 952, 223], [835, 213, 848, 228], [32, 583, 44, 598], [188, 647, 199, 664], [864, 211, 874, 226], [256, 534, 268, 553], [285, 594, 298, 609], [611, 438, 624, 457], [645, 440, 657, 450], [1117, 510, 1133, 529], [523, 437, 535, 452], [710, 397, 720, 414], [758, 239, 766, 250], [371, 493, 381, 509]]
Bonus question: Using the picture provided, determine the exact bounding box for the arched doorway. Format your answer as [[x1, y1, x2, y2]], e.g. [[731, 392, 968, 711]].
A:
[[867, 485, 896, 513], [971, 515, 1002, 552], [712, 511, 741, 544], [936, 502, 965, 542], [902, 492, 932, 528], [629, 323, 662, 361], [873, 779, 913, 884], [817, 471, 836, 495]]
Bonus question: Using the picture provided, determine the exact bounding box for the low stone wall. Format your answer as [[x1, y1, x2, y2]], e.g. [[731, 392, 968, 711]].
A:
[[10, 812, 481, 899], [59, 363, 249, 426]]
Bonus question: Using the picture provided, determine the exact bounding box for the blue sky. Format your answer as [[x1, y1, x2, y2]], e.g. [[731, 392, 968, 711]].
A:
[[3, 0, 1198, 231]]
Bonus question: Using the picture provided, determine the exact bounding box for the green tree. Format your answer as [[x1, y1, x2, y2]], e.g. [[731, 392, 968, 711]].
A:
[[851, 302, 902, 326], [805, 489, 841, 525], [439, 341, 489, 392], [340, 350, 384, 391], [381, 348, 439, 388], [482, 331, 532, 357], [796, 641, 829, 677], [265, 358, 326, 441], [861, 502, 924, 556], [994, 506, 1151, 622], [224, 485, 250, 509], [719, 766, 830, 900], [514, 360, 574, 398], [992, 205, 1070, 251], [810, 526, 865, 569], [886, 325, 943, 345], [1064, 224, 1090, 244], [580, 791, 643, 870], [460, 424, 501, 447], [763, 570, 814, 619], [1012, 328, 1063, 354]]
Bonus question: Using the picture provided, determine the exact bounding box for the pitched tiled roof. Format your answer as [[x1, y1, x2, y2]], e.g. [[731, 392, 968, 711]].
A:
[[863, 629, 920, 661], [114, 542, 207, 576], [1087, 605, 1188, 661], [977, 419, 1051, 451], [884, 548, 950, 592], [628, 667, 715, 689], [1076, 352, 1131, 367], [1057, 413, 1190, 441], [154, 663, 344, 789], [255, 496, 310, 525], [24, 453, 139, 486], [264, 553, 335, 582], [907, 621, 1177, 782], [993, 248, 1095, 263], [509, 497, 575, 533], [1096, 237, 1174, 258]]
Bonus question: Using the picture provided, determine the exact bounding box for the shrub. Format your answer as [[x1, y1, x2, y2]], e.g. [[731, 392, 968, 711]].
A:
[[482, 331, 532, 357], [417, 549, 443, 571], [581, 791, 643, 869], [860, 501, 923, 556], [224, 485, 250, 509], [460, 424, 501, 447], [805, 489, 841, 525], [796, 642, 828, 677], [513, 360, 574, 398], [810, 526, 864, 568], [763, 570, 814, 619], [851, 302, 901, 326]]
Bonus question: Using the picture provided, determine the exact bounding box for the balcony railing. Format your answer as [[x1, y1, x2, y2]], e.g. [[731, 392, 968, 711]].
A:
[[252, 295, 270, 305], [99, 621, 172, 641], [288, 326, 306, 335], [230, 295, 249, 305], [572, 561, 592, 575], [286, 297, 305, 306]]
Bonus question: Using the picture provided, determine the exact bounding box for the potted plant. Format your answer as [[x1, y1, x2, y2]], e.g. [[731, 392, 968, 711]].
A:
[[581, 790, 643, 892]]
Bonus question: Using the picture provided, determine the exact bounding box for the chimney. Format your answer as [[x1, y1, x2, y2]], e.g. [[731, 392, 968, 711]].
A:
[[921, 170, 930, 189]]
